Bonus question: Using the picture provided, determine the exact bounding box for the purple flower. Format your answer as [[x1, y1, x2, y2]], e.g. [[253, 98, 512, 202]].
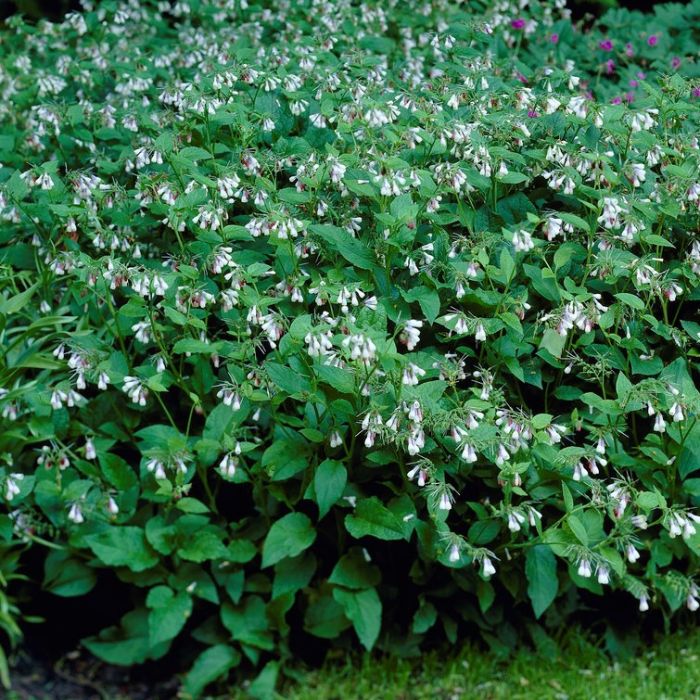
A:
[[527, 109, 539, 118], [550, 33, 559, 44], [625, 92, 635, 104], [599, 39, 613, 51], [605, 59, 615, 75], [637, 71, 646, 80], [625, 43, 634, 57], [647, 35, 658, 47], [629, 79, 638, 88], [611, 96, 622, 105], [672, 56, 681, 69], [692, 87, 700, 98], [511, 18, 525, 30]]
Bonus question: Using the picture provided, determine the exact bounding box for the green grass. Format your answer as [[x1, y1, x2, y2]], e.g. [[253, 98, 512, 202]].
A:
[[240, 627, 700, 700]]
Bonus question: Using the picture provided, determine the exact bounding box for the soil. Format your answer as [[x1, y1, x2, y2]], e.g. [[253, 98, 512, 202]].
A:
[[7, 648, 180, 700]]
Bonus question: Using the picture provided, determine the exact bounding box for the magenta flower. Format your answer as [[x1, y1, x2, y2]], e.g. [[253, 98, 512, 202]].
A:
[[692, 87, 700, 98], [625, 92, 635, 103], [599, 39, 613, 51], [511, 18, 525, 30], [527, 109, 538, 118], [629, 79, 638, 88], [611, 96, 622, 105], [672, 57, 681, 69], [625, 43, 634, 57], [605, 59, 615, 75], [550, 33, 559, 44], [647, 35, 658, 47]]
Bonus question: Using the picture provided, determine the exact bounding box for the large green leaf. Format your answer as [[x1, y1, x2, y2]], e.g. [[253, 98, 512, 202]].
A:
[[262, 513, 316, 567], [314, 459, 347, 518], [525, 545, 558, 619], [183, 644, 240, 698], [146, 586, 193, 647], [333, 587, 382, 650], [84, 527, 159, 572], [345, 497, 406, 541], [43, 550, 97, 597]]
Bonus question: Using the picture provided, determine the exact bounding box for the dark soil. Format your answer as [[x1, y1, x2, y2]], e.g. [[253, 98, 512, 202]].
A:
[[7, 649, 179, 700]]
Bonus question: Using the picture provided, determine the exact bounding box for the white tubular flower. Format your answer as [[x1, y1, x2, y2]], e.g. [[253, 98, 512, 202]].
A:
[[85, 438, 97, 460], [577, 559, 592, 578], [401, 319, 423, 351], [507, 511, 526, 532], [461, 443, 477, 463], [402, 363, 426, 386], [481, 556, 496, 579], [626, 544, 641, 563], [219, 453, 238, 478], [67, 502, 84, 524], [572, 461, 587, 482], [122, 376, 148, 406], [5, 474, 23, 500], [438, 491, 453, 511], [146, 458, 167, 480]]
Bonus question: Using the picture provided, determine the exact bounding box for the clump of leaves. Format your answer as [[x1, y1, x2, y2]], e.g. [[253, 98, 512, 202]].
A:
[[0, 0, 699, 696]]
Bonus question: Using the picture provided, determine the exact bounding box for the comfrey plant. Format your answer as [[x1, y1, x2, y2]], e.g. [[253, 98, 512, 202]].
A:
[[0, 0, 699, 695]]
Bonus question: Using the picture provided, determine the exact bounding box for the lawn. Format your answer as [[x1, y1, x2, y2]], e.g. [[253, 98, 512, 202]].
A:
[[257, 628, 700, 700]]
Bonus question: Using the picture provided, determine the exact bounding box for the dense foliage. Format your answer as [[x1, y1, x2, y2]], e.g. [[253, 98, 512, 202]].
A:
[[1, 0, 699, 695]]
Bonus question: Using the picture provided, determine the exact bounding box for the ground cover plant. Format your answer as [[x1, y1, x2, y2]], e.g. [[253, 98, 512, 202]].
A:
[[0, 0, 699, 696]]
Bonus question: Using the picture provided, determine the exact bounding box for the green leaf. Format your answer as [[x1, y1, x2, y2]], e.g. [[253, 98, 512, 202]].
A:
[[559, 212, 590, 233], [43, 550, 97, 597], [310, 224, 375, 270], [567, 515, 588, 545], [345, 497, 405, 541], [411, 600, 437, 634], [525, 545, 558, 618], [500, 248, 515, 281], [497, 171, 529, 184], [402, 286, 441, 324], [0, 284, 37, 315], [332, 587, 382, 650], [85, 527, 158, 572], [262, 513, 316, 567], [304, 594, 351, 639], [176, 497, 210, 514], [614, 293, 645, 311], [221, 596, 274, 650], [248, 661, 279, 700], [329, 549, 381, 589], [272, 552, 316, 599], [266, 362, 312, 395], [147, 586, 193, 647], [553, 243, 578, 270], [562, 483, 574, 513], [183, 644, 240, 698], [315, 364, 355, 393], [83, 609, 155, 666], [178, 529, 230, 562], [314, 459, 347, 518], [539, 329, 566, 358]]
